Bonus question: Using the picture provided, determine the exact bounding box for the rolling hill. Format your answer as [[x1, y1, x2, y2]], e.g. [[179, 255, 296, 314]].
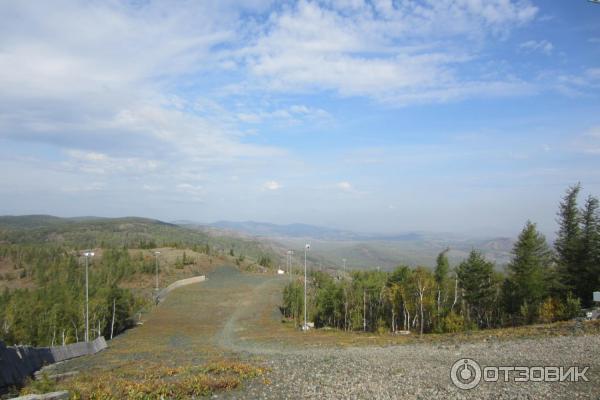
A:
[[0, 215, 282, 264]]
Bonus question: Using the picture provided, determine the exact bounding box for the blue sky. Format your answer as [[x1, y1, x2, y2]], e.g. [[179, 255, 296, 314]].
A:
[[0, 0, 599, 237]]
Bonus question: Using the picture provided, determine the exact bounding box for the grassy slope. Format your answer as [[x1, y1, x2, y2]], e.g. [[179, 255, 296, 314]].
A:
[[21, 266, 271, 398]]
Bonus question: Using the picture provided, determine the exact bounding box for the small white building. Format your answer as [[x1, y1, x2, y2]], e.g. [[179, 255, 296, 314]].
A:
[[277, 269, 285, 275]]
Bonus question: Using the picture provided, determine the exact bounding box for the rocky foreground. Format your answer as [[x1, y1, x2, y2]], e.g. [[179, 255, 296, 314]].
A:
[[224, 335, 599, 399]]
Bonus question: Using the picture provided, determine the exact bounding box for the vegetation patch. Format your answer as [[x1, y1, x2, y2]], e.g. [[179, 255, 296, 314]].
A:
[[20, 360, 266, 399]]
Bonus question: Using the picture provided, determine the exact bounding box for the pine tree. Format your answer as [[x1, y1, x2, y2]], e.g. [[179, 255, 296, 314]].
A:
[[580, 195, 600, 307], [434, 248, 450, 325], [456, 250, 496, 328], [555, 183, 582, 298], [434, 249, 449, 288], [504, 221, 553, 323]]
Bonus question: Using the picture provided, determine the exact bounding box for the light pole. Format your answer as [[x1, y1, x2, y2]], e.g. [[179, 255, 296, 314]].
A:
[[343, 258, 346, 274], [83, 250, 94, 342], [287, 250, 294, 281], [154, 251, 161, 292], [304, 244, 310, 331]]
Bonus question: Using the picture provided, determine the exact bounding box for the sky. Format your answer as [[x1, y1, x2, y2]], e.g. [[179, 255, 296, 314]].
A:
[[0, 0, 599, 238]]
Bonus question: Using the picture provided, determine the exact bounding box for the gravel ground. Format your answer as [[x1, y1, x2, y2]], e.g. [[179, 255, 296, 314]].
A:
[[213, 269, 600, 399], [221, 336, 600, 399]]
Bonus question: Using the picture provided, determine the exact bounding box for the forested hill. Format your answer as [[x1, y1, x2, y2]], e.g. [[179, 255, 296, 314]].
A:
[[0, 215, 201, 248], [0, 215, 283, 347], [0, 215, 282, 261]]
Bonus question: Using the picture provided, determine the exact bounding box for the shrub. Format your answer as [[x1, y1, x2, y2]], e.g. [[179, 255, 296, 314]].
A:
[[560, 293, 581, 320], [442, 312, 465, 333], [538, 297, 562, 323]]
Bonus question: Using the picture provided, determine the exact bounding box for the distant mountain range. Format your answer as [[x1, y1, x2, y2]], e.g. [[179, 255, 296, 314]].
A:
[[205, 220, 424, 241], [184, 220, 516, 269], [0, 215, 516, 270]]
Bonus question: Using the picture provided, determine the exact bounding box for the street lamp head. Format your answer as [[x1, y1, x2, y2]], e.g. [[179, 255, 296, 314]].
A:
[[84, 251, 94, 257], [305, 244, 310, 250], [154, 251, 161, 256]]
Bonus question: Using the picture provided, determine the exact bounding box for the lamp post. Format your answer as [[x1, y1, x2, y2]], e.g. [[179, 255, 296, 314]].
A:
[[154, 251, 161, 292], [83, 250, 95, 342], [343, 258, 346, 274], [304, 244, 310, 331], [287, 250, 294, 281]]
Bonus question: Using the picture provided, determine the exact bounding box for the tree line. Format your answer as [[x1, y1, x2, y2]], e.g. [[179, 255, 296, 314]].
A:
[[0, 247, 151, 346], [282, 184, 600, 334]]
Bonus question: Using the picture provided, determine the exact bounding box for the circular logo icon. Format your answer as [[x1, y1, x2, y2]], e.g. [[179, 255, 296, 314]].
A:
[[450, 358, 482, 390]]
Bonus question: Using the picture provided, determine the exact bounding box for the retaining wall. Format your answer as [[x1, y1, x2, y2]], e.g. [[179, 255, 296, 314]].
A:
[[0, 337, 107, 390], [156, 275, 206, 302]]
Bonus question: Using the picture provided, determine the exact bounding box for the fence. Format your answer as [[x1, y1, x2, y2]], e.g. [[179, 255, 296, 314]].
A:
[[155, 275, 206, 303], [0, 336, 107, 390]]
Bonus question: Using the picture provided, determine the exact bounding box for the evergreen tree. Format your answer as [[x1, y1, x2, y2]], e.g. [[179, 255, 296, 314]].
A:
[[434, 248, 449, 288], [554, 183, 582, 297], [580, 195, 600, 307], [434, 248, 450, 326], [456, 250, 497, 328], [504, 221, 553, 323]]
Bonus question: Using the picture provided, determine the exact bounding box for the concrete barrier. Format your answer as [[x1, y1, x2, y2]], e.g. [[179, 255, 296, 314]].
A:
[[10, 390, 69, 400], [156, 275, 206, 303], [0, 337, 107, 391]]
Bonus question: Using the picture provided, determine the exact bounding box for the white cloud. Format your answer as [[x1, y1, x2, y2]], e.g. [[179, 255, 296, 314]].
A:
[[62, 182, 106, 193], [142, 184, 161, 192], [63, 150, 160, 175], [539, 68, 600, 97], [0, 0, 286, 192], [238, 0, 538, 104], [519, 39, 553, 55], [176, 183, 205, 200], [236, 104, 331, 125], [337, 181, 353, 191], [586, 127, 600, 139], [572, 127, 600, 155], [263, 180, 282, 190]]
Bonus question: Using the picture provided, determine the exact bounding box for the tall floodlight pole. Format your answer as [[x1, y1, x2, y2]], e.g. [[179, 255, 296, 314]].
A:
[[83, 251, 95, 342], [154, 251, 161, 291], [343, 258, 346, 273], [304, 244, 310, 331], [287, 250, 294, 281]]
